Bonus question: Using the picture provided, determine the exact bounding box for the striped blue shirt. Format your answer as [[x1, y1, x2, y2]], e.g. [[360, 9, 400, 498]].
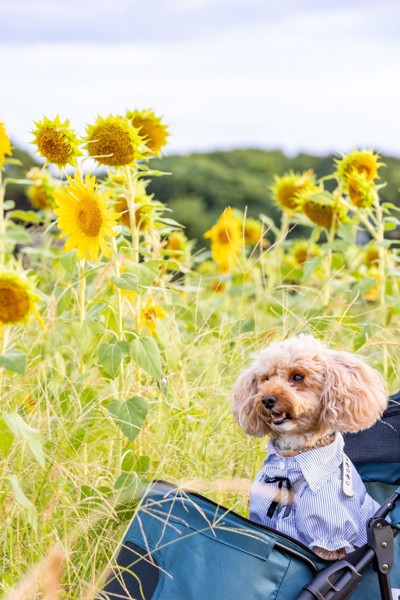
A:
[[249, 433, 380, 553]]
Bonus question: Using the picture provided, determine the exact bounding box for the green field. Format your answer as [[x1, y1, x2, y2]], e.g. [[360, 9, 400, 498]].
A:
[[1, 117, 400, 598]]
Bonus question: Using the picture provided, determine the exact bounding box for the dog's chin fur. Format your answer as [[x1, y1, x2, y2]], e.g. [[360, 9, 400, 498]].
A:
[[232, 334, 388, 558]]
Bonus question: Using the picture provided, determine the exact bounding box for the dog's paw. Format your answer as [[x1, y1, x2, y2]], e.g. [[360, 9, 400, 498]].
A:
[[312, 546, 347, 560]]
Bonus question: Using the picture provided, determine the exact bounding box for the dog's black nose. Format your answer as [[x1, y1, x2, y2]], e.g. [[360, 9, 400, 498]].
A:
[[262, 395, 278, 408]]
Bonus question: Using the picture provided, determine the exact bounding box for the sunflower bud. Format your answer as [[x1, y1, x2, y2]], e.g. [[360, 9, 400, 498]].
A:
[[32, 115, 81, 168], [335, 149, 383, 184], [126, 109, 169, 157], [270, 169, 315, 212], [85, 115, 145, 167], [298, 190, 347, 229], [345, 171, 375, 209]]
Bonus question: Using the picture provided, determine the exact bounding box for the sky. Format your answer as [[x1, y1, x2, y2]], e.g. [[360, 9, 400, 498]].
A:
[[1, 0, 400, 158]]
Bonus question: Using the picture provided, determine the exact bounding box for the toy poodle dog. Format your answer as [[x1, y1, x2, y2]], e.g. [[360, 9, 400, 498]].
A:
[[232, 334, 388, 559]]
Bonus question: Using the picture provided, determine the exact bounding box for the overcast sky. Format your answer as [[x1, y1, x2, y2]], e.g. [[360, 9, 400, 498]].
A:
[[1, 0, 400, 157]]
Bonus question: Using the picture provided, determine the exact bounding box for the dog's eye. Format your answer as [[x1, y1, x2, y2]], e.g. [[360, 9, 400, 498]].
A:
[[260, 374, 270, 382], [291, 373, 304, 382]]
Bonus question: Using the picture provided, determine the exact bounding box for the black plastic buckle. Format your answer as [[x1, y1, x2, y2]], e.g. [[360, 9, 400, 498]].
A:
[[298, 560, 362, 600]]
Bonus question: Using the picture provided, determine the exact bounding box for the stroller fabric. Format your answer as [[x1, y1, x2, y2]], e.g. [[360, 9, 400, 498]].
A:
[[99, 399, 400, 600], [99, 480, 400, 600], [344, 396, 400, 526]]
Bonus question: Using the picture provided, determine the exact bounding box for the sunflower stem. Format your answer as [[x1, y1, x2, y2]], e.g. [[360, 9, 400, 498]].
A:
[[322, 202, 338, 307], [124, 166, 139, 264], [78, 260, 86, 325], [268, 212, 289, 292], [124, 166, 142, 332], [0, 323, 8, 392], [110, 238, 124, 342], [373, 191, 389, 376]]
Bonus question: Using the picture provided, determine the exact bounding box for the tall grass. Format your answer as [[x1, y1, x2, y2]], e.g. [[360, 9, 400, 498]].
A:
[[1, 138, 400, 598]]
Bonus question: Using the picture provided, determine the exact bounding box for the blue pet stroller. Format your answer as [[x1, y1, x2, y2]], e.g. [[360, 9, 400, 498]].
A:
[[98, 394, 400, 600]]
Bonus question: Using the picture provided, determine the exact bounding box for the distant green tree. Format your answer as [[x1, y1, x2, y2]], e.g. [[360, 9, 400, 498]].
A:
[[149, 149, 400, 245], [6, 143, 400, 245]]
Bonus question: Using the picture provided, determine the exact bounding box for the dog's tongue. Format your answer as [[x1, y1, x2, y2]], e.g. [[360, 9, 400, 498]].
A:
[[272, 412, 286, 423]]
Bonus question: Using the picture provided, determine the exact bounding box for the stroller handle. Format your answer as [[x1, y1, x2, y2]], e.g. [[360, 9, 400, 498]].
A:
[[296, 490, 400, 600], [295, 556, 366, 600]]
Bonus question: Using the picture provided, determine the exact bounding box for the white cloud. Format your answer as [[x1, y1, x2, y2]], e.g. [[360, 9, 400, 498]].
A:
[[1, 1, 400, 156]]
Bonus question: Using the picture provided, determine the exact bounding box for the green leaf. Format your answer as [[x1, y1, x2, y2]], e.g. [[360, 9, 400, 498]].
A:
[[0, 348, 26, 375], [114, 472, 144, 497], [352, 277, 377, 295], [8, 210, 44, 224], [56, 288, 72, 316], [128, 262, 159, 287], [59, 250, 77, 275], [110, 273, 139, 291], [108, 396, 148, 442], [8, 475, 38, 532], [67, 426, 86, 454], [4, 226, 32, 244], [98, 342, 124, 378], [0, 415, 14, 457], [384, 222, 397, 231], [121, 451, 150, 473], [117, 340, 130, 356], [2, 412, 45, 466], [130, 336, 162, 381], [4, 157, 23, 166], [85, 301, 108, 321], [302, 255, 323, 281]]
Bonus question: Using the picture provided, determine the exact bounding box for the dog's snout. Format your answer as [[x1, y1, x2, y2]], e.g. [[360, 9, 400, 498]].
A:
[[262, 395, 278, 408]]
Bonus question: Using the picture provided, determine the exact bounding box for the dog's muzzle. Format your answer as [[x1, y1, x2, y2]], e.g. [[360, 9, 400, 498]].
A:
[[262, 395, 291, 425]]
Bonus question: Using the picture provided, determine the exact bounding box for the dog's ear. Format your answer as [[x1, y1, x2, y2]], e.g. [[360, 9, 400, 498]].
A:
[[232, 366, 266, 437], [320, 350, 387, 433]]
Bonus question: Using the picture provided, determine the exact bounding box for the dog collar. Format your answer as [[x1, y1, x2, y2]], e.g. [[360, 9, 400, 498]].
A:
[[274, 432, 336, 457]]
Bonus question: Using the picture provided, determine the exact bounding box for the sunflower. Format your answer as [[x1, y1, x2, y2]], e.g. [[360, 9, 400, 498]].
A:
[[270, 169, 315, 212], [139, 298, 167, 334], [126, 109, 169, 157], [0, 121, 12, 169], [31, 115, 81, 168], [345, 171, 375, 209], [54, 172, 120, 261], [335, 149, 383, 183], [363, 268, 380, 303], [85, 115, 145, 167], [0, 272, 39, 325], [203, 207, 242, 273], [166, 231, 188, 254], [297, 190, 347, 229], [292, 240, 320, 265], [362, 245, 380, 266], [242, 218, 263, 245], [210, 279, 227, 294], [26, 167, 56, 210]]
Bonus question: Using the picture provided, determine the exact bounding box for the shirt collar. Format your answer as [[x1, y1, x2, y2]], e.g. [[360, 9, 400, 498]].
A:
[[267, 433, 344, 493]]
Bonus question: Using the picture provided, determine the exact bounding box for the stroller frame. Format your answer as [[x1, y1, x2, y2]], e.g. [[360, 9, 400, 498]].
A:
[[297, 487, 400, 600]]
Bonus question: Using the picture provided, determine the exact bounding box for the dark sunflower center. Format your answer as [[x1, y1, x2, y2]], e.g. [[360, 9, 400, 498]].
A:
[[88, 124, 136, 166], [0, 283, 30, 323], [37, 128, 72, 164], [218, 228, 231, 244], [76, 200, 103, 236]]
